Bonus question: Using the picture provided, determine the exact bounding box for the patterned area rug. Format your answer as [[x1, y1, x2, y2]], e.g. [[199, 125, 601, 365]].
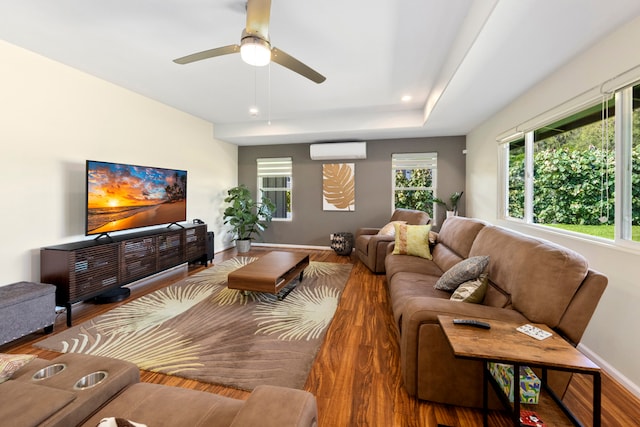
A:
[[36, 257, 352, 391]]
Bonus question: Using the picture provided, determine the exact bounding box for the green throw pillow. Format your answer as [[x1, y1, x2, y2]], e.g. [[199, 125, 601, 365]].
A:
[[450, 274, 488, 303], [435, 255, 489, 291], [392, 224, 432, 259]]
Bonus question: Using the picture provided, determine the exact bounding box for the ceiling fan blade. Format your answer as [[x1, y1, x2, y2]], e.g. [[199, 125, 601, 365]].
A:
[[173, 44, 240, 64], [271, 47, 326, 84], [245, 0, 271, 39]]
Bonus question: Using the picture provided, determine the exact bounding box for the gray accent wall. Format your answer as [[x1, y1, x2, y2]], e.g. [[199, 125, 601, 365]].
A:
[[238, 136, 466, 246]]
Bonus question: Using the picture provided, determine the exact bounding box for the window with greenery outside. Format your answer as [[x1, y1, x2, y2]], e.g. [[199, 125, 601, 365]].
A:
[[394, 168, 434, 217], [507, 138, 525, 220], [392, 153, 436, 217], [632, 85, 640, 241], [257, 157, 292, 220], [506, 84, 640, 241]]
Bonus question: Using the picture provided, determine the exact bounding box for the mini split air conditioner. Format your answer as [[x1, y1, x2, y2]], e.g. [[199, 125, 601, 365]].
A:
[[309, 142, 367, 160]]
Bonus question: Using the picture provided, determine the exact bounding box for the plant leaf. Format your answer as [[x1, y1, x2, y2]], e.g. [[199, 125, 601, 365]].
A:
[[323, 164, 355, 210]]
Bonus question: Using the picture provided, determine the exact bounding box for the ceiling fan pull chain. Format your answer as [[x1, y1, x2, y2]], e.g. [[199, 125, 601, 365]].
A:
[[268, 62, 272, 125]]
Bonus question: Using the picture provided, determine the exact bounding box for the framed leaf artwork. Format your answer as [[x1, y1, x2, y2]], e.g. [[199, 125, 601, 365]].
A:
[[323, 163, 355, 211]]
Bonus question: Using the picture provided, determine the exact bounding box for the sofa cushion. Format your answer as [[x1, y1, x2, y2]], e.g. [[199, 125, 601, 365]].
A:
[[430, 243, 465, 273], [483, 279, 512, 308], [0, 380, 76, 425], [436, 217, 487, 258], [385, 253, 444, 281], [80, 383, 244, 427], [434, 256, 489, 291], [392, 224, 432, 259], [229, 385, 318, 427], [0, 353, 36, 383], [387, 272, 450, 327], [450, 275, 488, 303], [469, 226, 588, 327]]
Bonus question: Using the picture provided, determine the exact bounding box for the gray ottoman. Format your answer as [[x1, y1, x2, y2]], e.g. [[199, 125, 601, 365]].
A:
[[0, 281, 56, 346]]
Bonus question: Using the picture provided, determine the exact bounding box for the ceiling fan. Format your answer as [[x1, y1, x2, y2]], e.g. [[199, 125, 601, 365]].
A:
[[173, 0, 326, 84]]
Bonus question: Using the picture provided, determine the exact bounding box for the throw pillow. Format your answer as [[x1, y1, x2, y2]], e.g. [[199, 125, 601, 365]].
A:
[[434, 255, 490, 291], [0, 353, 36, 384], [450, 274, 488, 303], [377, 220, 406, 236], [392, 223, 432, 259], [428, 231, 438, 246], [98, 417, 148, 427]]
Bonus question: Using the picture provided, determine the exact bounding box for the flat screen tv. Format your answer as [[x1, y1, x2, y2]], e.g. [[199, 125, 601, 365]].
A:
[[86, 160, 187, 236]]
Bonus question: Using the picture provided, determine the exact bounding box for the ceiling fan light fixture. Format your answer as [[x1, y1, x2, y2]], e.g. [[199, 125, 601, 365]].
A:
[[240, 36, 271, 66]]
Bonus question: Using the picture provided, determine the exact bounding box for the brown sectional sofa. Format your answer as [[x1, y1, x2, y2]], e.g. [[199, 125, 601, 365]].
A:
[[384, 216, 608, 408], [4, 353, 318, 427]]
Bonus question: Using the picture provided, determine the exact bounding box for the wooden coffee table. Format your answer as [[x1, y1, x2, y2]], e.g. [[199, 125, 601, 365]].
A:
[[438, 315, 601, 427], [227, 251, 310, 299]]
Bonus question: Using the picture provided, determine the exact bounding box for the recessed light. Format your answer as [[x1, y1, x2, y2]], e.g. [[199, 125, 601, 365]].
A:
[[401, 95, 412, 102]]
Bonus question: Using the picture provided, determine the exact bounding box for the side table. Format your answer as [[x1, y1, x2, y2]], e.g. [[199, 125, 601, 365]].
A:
[[438, 315, 601, 426]]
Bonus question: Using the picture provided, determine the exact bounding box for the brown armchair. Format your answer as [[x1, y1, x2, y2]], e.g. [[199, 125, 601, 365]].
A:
[[355, 208, 431, 273]]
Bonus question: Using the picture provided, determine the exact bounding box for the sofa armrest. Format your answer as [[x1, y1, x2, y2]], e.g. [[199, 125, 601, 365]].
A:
[[367, 234, 395, 246], [401, 297, 527, 332], [400, 297, 528, 380], [355, 227, 380, 239], [398, 297, 529, 403], [386, 242, 395, 256], [229, 385, 318, 427]]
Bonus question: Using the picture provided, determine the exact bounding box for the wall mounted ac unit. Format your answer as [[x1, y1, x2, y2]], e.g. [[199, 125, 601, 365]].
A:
[[309, 142, 367, 160]]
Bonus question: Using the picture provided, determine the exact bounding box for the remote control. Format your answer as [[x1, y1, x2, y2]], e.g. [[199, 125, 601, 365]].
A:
[[452, 319, 491, 329], [516, 324, 552, 340]]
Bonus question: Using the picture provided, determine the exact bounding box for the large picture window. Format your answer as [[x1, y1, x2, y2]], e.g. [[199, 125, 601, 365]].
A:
[[257, 157, 292, 220], [501, 82, 640, 244], [392, 153, 437, 217], [532, 99, 616, 236], [629, 85, 640, 241]]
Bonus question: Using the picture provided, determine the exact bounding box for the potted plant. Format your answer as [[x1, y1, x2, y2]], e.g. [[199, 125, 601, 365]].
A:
[[433, 191, 464, 218], [223, 184, 275, 253]]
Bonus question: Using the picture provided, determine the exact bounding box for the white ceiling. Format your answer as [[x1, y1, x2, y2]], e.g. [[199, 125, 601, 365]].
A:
[[2, 0, 640, 145]]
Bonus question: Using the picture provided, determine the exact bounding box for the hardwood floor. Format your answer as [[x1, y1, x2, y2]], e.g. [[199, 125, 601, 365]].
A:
[[3, 247, 639, 426]]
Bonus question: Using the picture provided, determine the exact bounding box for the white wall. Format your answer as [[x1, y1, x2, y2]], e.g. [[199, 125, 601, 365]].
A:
[[466, 16, 640, 395], [0, 40, 237, 285]]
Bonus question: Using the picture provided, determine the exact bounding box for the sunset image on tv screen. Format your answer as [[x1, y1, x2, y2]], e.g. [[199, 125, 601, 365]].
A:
[[86, 161, 187, 235]]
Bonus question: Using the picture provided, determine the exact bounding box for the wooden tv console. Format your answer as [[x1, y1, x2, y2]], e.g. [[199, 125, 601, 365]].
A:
[[40, 223, 207, 326]]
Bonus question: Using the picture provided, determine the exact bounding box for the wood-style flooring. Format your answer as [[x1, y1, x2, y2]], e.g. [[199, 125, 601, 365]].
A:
[[3, 247, 639, 426]]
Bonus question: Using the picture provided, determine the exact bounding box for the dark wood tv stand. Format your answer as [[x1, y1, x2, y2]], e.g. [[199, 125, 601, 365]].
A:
[[40, 223, 207, 326]]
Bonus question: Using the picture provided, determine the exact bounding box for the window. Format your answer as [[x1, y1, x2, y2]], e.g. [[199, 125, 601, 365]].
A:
[[392, 153, 437, 217], [531, 99, 615, 237], [501, 81, 640, 244], [257, 157, 292, 220], [630, 85, 640, 241], [507, 138, 526, 220]]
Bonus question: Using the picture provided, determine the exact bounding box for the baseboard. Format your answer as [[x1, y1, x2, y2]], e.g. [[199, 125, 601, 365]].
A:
[[578, 343, 640, 399], [252, 242, 333, 251]]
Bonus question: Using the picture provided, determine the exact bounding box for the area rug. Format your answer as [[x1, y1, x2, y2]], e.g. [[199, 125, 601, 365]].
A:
[[36, 257, 352, 391]]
